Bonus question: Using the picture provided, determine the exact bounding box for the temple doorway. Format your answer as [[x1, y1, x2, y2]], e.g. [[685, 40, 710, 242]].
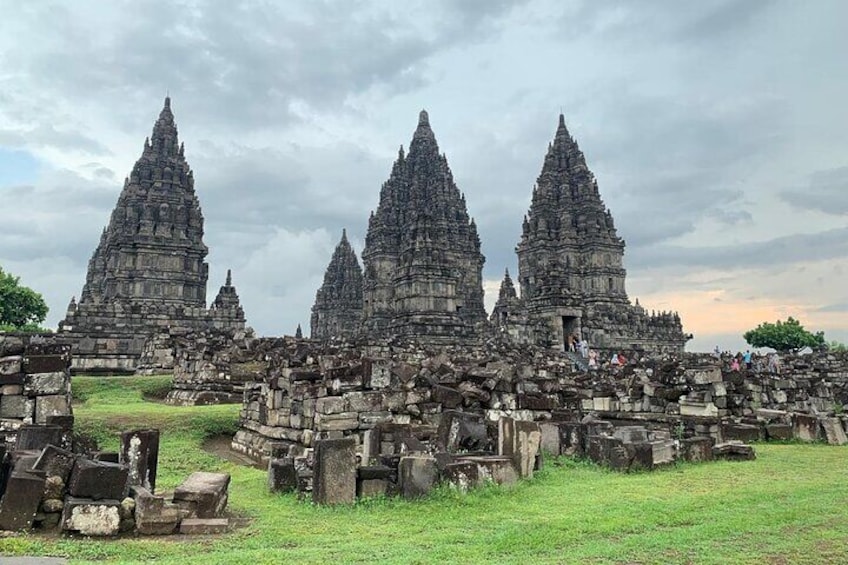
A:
[[562, 316, 580, 350]]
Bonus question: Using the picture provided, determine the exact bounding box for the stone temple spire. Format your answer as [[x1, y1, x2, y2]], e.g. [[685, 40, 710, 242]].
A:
[[211, 269, 242, 312], [517, 113, 626, 306], [311, 229, 364, 340], [498, 269, 517, 301], [361, 110, 486, 341]]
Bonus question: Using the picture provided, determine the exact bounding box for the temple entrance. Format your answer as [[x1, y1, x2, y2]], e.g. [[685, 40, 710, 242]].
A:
[[562, 316, 580, 350]]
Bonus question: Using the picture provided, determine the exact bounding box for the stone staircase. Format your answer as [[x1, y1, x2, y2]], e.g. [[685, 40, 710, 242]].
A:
[[566, 351, 590, 372]]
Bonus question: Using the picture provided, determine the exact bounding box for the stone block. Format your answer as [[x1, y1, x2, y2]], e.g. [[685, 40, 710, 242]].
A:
[[680, 437, 714, 462], [23, 351, 69, 374], [0, 394, 30, 419], [442, 461, 480, 492], [173, 472, 231, 518], [712, 442, 756, 461], [120, 429, 160, 492], [34, 395, 70, 425], [358, 478, 389, 498], [0, 470, 45, 530], [613, 426, 649, 444], [314, 412, 359, 432], [514, 420, 542, 478], [61, 497, 121, 536], [94, 452, 120, 463], [16, 425, 63, 451], [313, 438, 356, 505], [559, 423, 584, 457], [458, 455, 518, 485], [132, 486, 181, 535], [431, 385, 463, 409], [792, 413, 820, 442], [821, 417, 848, 446], [438, 410, 488, 452], [650, 440, 675, 465], [687, 367, 722, 384], [0, 355, 22, 375], [315, 396, 347, 415], [679, 400, 719, 417], [398, 454, 439, 500], [626, 442, 654, 470], [765, 424, 793, 441], [179, 517, 229, 535], [68, 459, 129, 500], [33, 444, 76, 483], [344, 391, 384, 413], [268, 457, 297, 493], [24, 373, 67, 396], [359, 411, 393, 428], [539, 422, 561, 456], [722, 423, 761, 443]]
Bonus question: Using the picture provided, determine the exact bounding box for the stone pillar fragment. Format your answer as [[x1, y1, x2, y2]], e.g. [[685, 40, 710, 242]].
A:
[[0, 470, 45, 530], [312, 438, 356, 505], [120, 429, 160, 492], [398, 454, 438, 500]]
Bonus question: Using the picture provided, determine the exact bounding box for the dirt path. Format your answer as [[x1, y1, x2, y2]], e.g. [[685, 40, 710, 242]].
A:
[[202, 435, 265, 470]]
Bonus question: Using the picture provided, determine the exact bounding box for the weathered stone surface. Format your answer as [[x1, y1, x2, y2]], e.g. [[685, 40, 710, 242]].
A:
[[311, 230, 364, 340], [33, 445, 76, 483], [173, 472, 231, 518], [24, 372, 67, 395], [793, 413, 820, 442], [58, 97, 246, 373], [67, 459, 129, 500], [680, 437, 714, 462], [16, 425, 63, 451], [442, 461, 480, 492], [722, 424, 761, 443], [361, 111, 487, 341], [35, 396, 71, 425], [821, 417, 848, 445], [268, 457, 297, 493], [132, 486, 181, 535], [313, 438, 356, 505], [539, 422, 562, 455], [0, 471, 45, 530], [180, 517, 229, 535], [492, 114, 688, 354], [120, 429, 160, 492], [765, 424, 793, 441], [61, 497, 121, 536], [0, 355, 22, 375], [0, 394, 30, 419], [712, 442, 756, 461], [398, 454, 439, 500], [457, 455, 518, 485]]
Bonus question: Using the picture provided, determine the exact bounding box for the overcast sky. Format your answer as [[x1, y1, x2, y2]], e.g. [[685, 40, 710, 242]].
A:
[[1, 0, 845, 351]]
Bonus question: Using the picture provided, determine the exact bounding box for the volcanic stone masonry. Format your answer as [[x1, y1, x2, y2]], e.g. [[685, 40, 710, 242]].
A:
[[230, 335, 848, 464], [58, 98, 246, 373], [311, 230, 364, 340], [0, 335, 73, 445], [359, 110, 487, 342], [492, 115, 689, 354]]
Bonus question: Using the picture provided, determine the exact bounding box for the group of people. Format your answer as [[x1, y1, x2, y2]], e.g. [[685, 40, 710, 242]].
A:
[[714, 347, 783, 375], [567, 332, 631, 371]]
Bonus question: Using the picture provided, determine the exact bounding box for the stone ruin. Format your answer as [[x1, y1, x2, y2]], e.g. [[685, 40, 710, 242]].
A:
[[58, 98, 247, 374], [0, 336, 232, 535], [221, 335, 847, 503]]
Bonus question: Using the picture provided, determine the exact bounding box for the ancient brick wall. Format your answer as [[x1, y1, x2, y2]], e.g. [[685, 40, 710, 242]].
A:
[[0, 334, 73, 444]]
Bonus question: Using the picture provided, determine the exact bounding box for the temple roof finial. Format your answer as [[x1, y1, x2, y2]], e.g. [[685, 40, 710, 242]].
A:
[[164, 95, 171, 109], [225, 269, 232, 286], [418, 109, 429, 127]]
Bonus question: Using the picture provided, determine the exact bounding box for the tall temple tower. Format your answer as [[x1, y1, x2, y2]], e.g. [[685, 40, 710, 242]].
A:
[[361, 111, 486, 341], [60, 98, 245, 372], [311, 229, 364, 340], [494, 115, 689, 354]]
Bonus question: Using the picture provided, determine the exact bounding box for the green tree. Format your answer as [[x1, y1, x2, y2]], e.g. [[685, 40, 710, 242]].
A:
[[828, 340, 847, 353], [0, 267, 49, 332], [743, 317, 825, 352]]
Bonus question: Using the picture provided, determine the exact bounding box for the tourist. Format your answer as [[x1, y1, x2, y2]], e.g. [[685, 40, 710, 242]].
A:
[[588, 349, 598, 370], [712, 345, 721, 359], [567, 333, 575, 352], [610, 352, 620, 366], [579, 338, 589, 358], [743, 350, 752, 370], [730, 357, 740, 372], [617, 351, 627, 366]]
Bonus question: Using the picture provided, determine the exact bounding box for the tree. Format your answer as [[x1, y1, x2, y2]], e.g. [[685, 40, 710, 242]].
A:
[[0, 267, 49, 332], [743, 317, 825, 352], [828, 340, 847, 353]]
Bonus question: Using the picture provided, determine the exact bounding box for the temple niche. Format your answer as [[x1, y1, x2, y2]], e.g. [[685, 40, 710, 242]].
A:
[[59, 98, 246, 373], [492, 115, 689, 354], [310, 230, 364, 340], [359, 110, 487, 342]]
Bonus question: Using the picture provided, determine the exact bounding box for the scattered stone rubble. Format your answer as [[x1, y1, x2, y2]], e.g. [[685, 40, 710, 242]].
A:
[[0, 423, 231, 536], [226, 339, 848, 503]]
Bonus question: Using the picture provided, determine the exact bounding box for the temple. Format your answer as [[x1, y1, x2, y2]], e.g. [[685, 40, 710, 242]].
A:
[[59, 97, 246, 372], [310, 230, 364, 340], [359, 110, 487, 342], [492, 115, 689, 354]]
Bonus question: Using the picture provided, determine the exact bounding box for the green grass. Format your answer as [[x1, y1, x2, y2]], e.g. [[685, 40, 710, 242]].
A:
[[2, 376, 847, 564]]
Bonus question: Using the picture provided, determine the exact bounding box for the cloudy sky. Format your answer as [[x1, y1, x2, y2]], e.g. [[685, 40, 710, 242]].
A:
[[1, 0, 845, 351]]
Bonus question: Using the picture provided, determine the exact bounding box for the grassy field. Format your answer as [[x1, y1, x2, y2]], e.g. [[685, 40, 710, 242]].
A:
[[0, 376, 846, 564]]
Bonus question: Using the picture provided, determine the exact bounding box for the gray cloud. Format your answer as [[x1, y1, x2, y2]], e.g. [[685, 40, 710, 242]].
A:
[[781, 166, 848, 216]]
